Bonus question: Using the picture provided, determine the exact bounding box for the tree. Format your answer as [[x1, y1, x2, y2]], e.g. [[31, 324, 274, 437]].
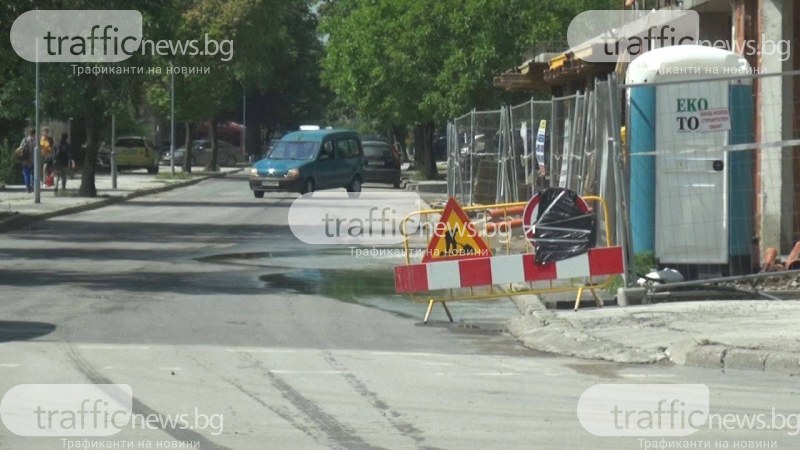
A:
[[320, 0, 613, 179], [0, 0, 177, 196], [144, 0, 323, 170], [1, 0, 331, 190]]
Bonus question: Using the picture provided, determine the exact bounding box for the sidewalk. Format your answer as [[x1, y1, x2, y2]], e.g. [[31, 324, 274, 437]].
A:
[[507, 292, 800, 375], [0, 167, 241, 231]]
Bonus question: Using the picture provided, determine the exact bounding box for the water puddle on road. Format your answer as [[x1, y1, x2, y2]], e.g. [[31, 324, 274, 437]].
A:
[[198, 248, 355, 268], [201, 250, 522, 326], [259, 268, 424, 319], [259, 268, 397, 303]]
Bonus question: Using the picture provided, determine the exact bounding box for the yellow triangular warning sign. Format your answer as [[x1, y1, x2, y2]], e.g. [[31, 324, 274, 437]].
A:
[[422, 198, 493, 262]]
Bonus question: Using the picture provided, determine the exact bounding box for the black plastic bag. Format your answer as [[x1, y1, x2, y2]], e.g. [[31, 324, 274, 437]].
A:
[[532, 188, 596, 264]]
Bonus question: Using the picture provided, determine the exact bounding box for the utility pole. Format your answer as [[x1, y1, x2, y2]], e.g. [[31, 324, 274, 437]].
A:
[[34, 40, 40, 204], [170, 67, 175, 176], [242, 87, 247, 162], [111, 112, 117, 189]]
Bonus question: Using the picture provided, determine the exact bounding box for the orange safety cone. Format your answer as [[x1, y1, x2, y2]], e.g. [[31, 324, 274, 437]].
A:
[[761, 247, 782, 272], [785, 241, 800, 271]]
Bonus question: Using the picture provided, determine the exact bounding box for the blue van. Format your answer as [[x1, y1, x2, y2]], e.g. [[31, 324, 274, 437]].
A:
[[249, 129, 365, 197]]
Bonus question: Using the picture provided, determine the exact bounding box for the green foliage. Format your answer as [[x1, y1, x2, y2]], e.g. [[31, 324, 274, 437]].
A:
[[156, 172, 195, 181], [635, 251, 657, 276], [0, 0, 324, 193], [320, 0, 612, 126], [605, 275, 624, 294], [0, 139, 23, 185]]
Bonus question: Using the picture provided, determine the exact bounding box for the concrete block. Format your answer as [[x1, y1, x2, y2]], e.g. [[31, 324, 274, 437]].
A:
[[724, 349, 768, 371], [617, 287, 646, 306], [666, 338, 700, 366], [764, 352, 800, 375], [684, 345, 726, 369]]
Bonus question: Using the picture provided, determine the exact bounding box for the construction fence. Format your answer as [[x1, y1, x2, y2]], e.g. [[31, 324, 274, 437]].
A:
[[447, 67, 800, 285]]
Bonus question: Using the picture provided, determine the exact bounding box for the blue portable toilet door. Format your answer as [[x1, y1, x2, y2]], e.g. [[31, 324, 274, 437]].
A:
[[654, 81, 730, 265]]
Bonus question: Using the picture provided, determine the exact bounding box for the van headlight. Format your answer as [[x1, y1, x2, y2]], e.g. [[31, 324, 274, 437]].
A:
[[250, 167, 259, 176], [286, 168, 299, 180]]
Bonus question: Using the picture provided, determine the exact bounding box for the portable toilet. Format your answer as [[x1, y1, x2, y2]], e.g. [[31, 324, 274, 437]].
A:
[[626, 46, 754, 277]]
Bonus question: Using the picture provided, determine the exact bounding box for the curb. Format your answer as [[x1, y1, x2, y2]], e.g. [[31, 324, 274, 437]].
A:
[[0, 169, 241, 233], [506, 295, 667, 364], [668, 340, 800, 375], [506, 295, 800, 375]]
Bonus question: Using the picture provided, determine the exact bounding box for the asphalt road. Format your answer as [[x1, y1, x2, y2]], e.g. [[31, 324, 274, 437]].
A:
[[1, 175, 799, 449]]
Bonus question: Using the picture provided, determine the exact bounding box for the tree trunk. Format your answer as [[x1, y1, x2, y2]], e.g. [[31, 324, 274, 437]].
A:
[[413, 126, 422, 169], [245, 123, 261, 161], [414, 121, 437, 180], [205, 120, 218, 172], [78, 118, 99, 197], [182, 122, 193, 174], [391, 124, 410, 162]]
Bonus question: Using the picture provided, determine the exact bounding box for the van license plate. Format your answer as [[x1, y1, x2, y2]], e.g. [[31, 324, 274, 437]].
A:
[[262, 180, 279, 187]]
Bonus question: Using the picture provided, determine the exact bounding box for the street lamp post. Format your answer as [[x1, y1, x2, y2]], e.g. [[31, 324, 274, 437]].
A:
[[111, 112, 117, 189], [170, 67, 175, 176], [34, 41, 40, 204], [242, 88, 247, 162]]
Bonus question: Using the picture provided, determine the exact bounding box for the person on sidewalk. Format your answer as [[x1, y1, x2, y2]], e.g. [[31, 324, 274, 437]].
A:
[[52, 132, 70, 193], [40, 127, 54, 188], [18, 128, 35, 193]]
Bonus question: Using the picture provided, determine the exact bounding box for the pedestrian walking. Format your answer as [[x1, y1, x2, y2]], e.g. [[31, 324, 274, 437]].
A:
[[53, 132, 70, 193], [15, 128, 35, 193], [40, 126, 55, 187]]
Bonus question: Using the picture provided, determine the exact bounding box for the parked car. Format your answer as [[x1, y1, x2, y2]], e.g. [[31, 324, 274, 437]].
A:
[[156, 142, 172, 160], [362, 140, 401, 188], [106, 137, 159, 174], [361, 134, 390, 143], [161, 139, 241, 166], [249, 129, 364, 197]]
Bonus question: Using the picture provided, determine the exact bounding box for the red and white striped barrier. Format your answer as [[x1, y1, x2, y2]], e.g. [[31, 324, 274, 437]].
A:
[[394, 247, 624, 294]]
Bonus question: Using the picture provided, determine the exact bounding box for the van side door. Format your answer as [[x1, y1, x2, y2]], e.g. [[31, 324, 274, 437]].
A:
[[313, 139, 338, 190], [334, 137, 357, 187]]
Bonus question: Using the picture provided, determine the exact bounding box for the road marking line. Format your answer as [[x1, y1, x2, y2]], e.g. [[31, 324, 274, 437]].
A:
[[619, 374, 678, 378], [0, 363, 20, 368], [268, 370, 348, 375], [224, 348, 301, 354], [77, 344, 151, 351], [474, 372, 521, 377], [370, 351, 454, 357]]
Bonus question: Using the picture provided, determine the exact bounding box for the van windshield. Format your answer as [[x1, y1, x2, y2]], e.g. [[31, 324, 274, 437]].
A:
[[269, 141, 318, 160], [116, 138, 145, 148]]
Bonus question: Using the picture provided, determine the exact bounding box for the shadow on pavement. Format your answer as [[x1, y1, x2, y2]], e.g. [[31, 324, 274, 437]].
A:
[[0, 321, 56, 342], [119, 200, 292, 208], [0, 269, 265, 296], [6, 220, 294, 244]]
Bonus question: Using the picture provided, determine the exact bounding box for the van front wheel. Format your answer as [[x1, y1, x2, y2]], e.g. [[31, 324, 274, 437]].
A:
[[301, 178, 315, 194], [347, 177, 362, 193]]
